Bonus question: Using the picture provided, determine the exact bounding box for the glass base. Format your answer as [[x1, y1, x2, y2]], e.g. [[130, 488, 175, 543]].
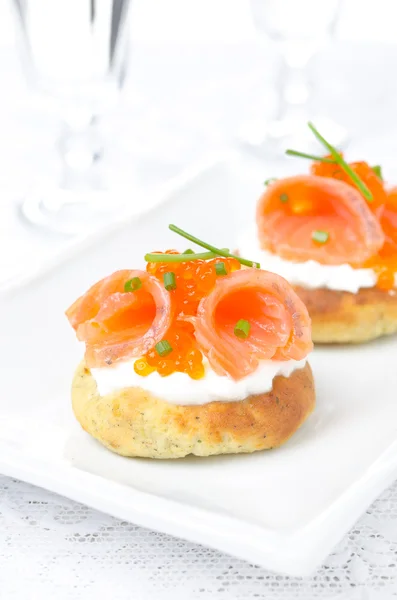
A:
[[19, 189, 123, 236], [239, 115, 348, 159]]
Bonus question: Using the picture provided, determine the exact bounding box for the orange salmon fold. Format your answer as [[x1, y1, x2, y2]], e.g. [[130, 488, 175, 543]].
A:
[[66, 270, 174, 367], [257, 175, 385, 265], [193, 269, 312, 380]]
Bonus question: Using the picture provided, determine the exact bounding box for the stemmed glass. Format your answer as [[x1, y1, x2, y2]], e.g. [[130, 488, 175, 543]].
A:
[[247, 0, 346, 155], [12, 0, 131, 235]]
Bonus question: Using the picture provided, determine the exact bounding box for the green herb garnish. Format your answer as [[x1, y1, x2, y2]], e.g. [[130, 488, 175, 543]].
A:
[[311, 230, 329, 244], [167, 224, 260, 269], [234, 319, 251, 339], [155, 340, 173, 357], [124, 277, 142, 292], [183, 248, 195, 254], [307, 122, 373, 202], [145, 248, 233, 263], [280, 193, 289, 203], [286, 149, 336, 164], [163, 272, 177, 291], [264, 177, 278, 186], [215, 262, 228, 276], [145, 250, 223, 263], [372, 165, 383, 180], [287, 144, 384, 188]]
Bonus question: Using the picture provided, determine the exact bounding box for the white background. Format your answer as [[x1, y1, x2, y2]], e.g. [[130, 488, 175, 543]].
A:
[[2, 0, 397, 43]]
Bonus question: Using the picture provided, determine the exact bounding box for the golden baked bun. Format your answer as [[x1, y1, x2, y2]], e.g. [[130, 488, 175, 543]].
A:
[[72, 361, 315, 459], [294, 286, 397, 343]]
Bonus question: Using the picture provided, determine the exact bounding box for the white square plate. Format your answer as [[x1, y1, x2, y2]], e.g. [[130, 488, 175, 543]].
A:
[[1, 158, 397, 577]]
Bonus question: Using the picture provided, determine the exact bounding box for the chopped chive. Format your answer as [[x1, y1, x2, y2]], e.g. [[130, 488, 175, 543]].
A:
[[163, 272, 177, 291], [264, 177, 278, 186], [286, 149, 336, 164], [155, 340, 173, 357], [372, 165, 383, 180], [124, 277, 142, 292], [280, 193, 289, 203], [234, 319, 251, 339], [215, 262, 228, 276], [311, 229, 329, 244], [307, 122, 373, 202], [183, 248, 195, 254], [168, 224, 261, 269]]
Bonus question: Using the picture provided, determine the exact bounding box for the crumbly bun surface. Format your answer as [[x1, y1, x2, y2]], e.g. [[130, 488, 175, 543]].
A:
[[71, 362, 315, 459], [294, 286, 397, 343]]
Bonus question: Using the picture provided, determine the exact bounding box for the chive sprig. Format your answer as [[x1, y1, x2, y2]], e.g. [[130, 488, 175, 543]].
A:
[[168, 224, 260, 269], [144, 226, 260, 269], [287, 147, 383, 183], [307, 122, 373, 202], [285, 122, 374, 202], [145, 250, 228, 263], [285, 149, 335, 164]]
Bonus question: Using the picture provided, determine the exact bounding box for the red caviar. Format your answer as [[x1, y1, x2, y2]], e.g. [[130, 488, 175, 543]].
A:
[[135, 251, 241, 379], [363, 188, 397, 290]]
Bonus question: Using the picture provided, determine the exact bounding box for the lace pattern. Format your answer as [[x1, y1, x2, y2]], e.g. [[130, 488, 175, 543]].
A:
[[2, 476, 397, 599]]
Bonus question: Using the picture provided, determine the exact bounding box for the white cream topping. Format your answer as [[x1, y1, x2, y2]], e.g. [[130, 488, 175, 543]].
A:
[[91, 358, 307, 405], [238, 226, 395, 294]]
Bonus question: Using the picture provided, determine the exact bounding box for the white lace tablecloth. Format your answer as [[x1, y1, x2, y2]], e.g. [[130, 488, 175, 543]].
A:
[[1, 475, 397, 599]]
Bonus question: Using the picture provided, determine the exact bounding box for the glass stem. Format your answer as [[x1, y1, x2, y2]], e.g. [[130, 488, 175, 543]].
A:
[[274, 40, 314, 125], [58, 115, 104, 191]]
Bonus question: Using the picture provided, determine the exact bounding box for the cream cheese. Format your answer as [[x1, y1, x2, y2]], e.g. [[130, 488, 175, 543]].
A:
[[91, 358, 307, 405], [238, 226, 390, 294]]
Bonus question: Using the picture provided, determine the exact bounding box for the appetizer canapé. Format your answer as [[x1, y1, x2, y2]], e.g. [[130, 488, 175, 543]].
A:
[[240, 123, 397, 343], [66, 226, 314, 459]]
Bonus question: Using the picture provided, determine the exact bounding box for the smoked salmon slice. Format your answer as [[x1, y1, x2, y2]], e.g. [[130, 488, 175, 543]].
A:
[[193, 269, 312, 380], [257, 175, 385, 265], [380, 187, 397, 254], [66, 270, 174, 367]]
